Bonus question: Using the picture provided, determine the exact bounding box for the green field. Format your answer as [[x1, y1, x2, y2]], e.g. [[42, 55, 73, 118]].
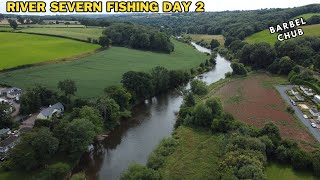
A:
[[293, 13, 320, 20], [0, 32, 99, 70], [245, 24, 320, 45], [0, 39, 207, 98], [266, 163, 316, 180], [18, 27, 104, 41], [160, 127, 223, 179], [184, 34, 225, 45]]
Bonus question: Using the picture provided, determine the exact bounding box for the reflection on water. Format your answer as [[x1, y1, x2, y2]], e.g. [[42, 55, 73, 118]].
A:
[[75, 43, 232, 180]]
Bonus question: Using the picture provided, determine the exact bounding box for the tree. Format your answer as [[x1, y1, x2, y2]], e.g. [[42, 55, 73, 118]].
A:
[[210, 39, 220, 49], [151, 66, 170, 95], [58, 79, 77, 97], [168, 70, 190, 88], [31, 128, 59, 165], [312, 151, 320, 177], [105, 86, 132, 111], [99, 36, 111, 47], [0, 104, 14, 129], [121, 164, 161, 180], [37, 163, 71, 180], [184, 93, 195, 107], [8, 19, 18, 29], [278, 56, 296, 75], [190, 80, 208, 95], [260, 123, 281, 146], [231, 62, 247, 76], [96, 96, 120, 129], [193, 103, 212, 127], [78, 106, 104, 133], [122, 71, 154, 100], [211, 112, 235, 133], [17, 16, 24, 24], [59, 119, 96, 159]]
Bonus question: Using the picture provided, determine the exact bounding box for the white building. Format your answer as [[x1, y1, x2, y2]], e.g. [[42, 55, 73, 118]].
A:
[[315, 95, 320, 104], [37, 103, 64, 119], [6, 88, 22, 100]]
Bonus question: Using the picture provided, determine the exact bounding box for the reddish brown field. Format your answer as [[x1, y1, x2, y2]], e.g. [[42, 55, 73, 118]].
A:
[[215, 74, 317, 151]]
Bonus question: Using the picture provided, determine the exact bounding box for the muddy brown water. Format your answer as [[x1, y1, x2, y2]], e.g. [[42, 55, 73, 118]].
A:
[[74, 43, 232, 180]]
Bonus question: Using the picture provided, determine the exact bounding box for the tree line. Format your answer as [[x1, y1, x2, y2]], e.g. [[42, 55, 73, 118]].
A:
[[99, 23, 174, 53]]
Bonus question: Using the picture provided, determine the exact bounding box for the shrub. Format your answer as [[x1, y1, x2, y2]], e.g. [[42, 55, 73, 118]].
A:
[[121, 164, 161, 180], [190, 80, 208, 95]]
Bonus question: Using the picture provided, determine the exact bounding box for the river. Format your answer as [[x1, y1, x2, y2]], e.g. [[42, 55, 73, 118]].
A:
[[75, 42, 232, 180]]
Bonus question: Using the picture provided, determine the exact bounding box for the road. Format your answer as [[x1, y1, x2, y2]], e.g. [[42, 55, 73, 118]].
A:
[[276, 85, 320, 142]]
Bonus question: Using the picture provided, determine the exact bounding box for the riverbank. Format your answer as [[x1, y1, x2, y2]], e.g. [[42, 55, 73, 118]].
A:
[[73, 43, 232, 179]]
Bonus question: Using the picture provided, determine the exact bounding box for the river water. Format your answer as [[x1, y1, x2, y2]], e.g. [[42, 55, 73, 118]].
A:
[[75, 42, 232, 180]]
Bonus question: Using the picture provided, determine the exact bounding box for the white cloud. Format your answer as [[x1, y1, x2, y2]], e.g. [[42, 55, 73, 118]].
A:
[[0, 0, 319, 14]]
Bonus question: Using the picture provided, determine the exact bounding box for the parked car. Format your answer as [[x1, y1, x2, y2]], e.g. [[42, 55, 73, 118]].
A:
[[303, 115, 308, 119], [311, 123, 317, 128]]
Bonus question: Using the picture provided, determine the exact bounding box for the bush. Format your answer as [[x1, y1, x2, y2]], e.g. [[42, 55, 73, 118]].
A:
[[286, 106, 295, 114], [190, 80, 208, 95], [231, 62, 247, 76], [121, 164, 161, 180]]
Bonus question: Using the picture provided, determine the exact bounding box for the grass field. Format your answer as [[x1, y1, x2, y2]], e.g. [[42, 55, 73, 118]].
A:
[[0, 39, 207, 98], [293, 13, 320, 20], [160, 126, 223, 180], [0, 32, 100, 70], [245, 24, 320, 45], [214, 74, 318, 151], [184, 34, 225, 46], [266, 163, 316, 180], [18, 27, 104, 41]]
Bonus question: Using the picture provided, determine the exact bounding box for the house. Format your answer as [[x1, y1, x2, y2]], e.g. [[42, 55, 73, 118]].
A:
[[37, 103, 64, 119], [314, 95, 320, 104], [300, 86, 314, 96], [0, 128, 10, 138], [0, 136, 19, 153], [6, 88, 22, 100]]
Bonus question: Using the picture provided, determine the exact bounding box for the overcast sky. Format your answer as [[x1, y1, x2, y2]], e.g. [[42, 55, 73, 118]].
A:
[[0, 0, 319, 14]]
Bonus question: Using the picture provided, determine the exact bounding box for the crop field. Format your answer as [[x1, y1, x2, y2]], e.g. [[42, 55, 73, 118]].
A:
[[214, 74, 318, 151], [18, 27, 104, 41], [266, 163, 316, 180], [245, 24, 320, 45], [160, 127, 223, 180], [0, 32, 99, 70], [184, 34, 225, 45], [0, 40, 207, 98]]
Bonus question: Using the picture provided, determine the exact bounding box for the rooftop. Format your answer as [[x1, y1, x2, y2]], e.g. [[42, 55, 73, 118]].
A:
[[40, 102, 64, 117]]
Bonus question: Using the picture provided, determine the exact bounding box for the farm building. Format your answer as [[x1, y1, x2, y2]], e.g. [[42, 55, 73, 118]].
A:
[[43, 20, 80, 25], [0, 136, 19, 153], [37, 103, 64, 120], [6, 87, 22, 100]]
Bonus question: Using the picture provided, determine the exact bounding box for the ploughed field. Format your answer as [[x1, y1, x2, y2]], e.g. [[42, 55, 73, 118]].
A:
[[0, 32, 100, 70], [245, 24, 320, 45], [17, 27, 104, 41], [0, 40, 207, 98], [215, 74, 318, 151]]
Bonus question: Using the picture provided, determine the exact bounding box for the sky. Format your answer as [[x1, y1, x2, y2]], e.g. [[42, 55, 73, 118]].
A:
[[0, 0, 319, 14]]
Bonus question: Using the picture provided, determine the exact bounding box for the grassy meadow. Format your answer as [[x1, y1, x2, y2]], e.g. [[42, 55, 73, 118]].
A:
[[184, 34, 225, 46], [18, 27, 104, 41], [266, 163, 316, 180], [0, 39, 208, 98], [160, 127, 223, 179], [245, 24, 320, 45], [293, 13, 320, 20], [0, 32, 99, 70]]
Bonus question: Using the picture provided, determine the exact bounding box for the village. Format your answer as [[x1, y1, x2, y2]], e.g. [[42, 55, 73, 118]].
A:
[[286, 85, 320, 129], [0, 87, 64, 159]]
